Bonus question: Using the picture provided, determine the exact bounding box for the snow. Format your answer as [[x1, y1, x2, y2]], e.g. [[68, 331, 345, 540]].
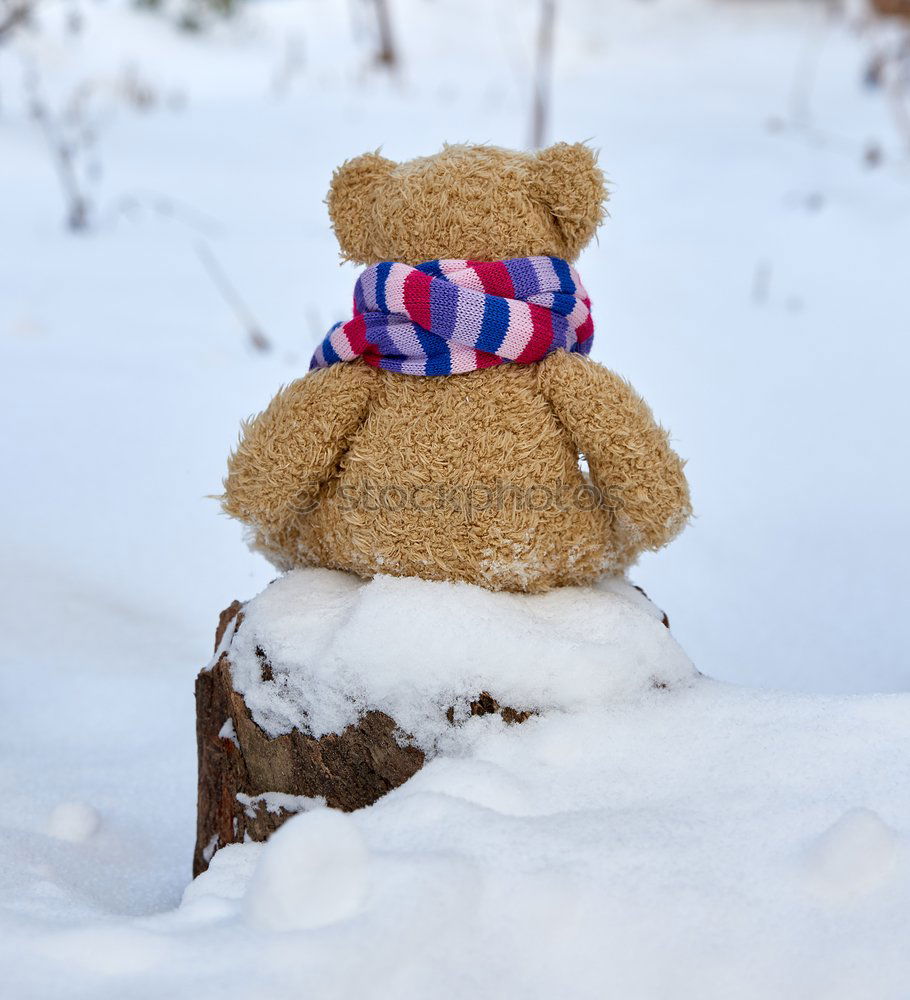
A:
[[803, 807, 902, 901], [235, 791, 326, 818], [19, 676, 906, 999], [216, 718, 239, 748], [46, 803, 102, 844], [243, 809, 369, 931], [1, 0, 910, 995], [228, 569, 693, 748]]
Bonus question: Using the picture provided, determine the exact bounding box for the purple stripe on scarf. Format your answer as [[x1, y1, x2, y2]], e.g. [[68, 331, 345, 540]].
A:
[[530, 256, 557, 293], [363, 313, 399, 360], [430, 277, 459, 341], [551, 314, 570, 351], [505, 257, 540, 300]]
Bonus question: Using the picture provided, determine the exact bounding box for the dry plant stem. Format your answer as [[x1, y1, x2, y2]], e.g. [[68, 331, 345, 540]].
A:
[[530, 0, 556, 150], [196, 241, 272, 352], [0, 1, 31, 43], [776, 19, 910, 177], [29, 103, 91, 230], [888, 72, 910, 150], [868, 30, 910, 153], [271, 36, 306, 97], [371, 0, 396, 68], [788, 7, 830, 127]]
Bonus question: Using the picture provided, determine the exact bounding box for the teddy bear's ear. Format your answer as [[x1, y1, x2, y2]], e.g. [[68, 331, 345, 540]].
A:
[[327, 151, 396, 264], [532, 143, 607, 260]]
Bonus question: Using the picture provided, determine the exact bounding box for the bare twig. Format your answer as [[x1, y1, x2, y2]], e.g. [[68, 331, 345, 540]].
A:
[[788, 9, 830, 127], [371, 0, 396, 68], [270, 35, 306, 97], [864, 29, 910, 155], [752, 261, 772, 305], [196, 241, 272, 353], [775, 7, 910, 174], [885, 34, 910, 151], [888, 78, 910, 149], [0, 1, 32, 43], [529, 0, 556, 150], [24, 66, 93, 231]]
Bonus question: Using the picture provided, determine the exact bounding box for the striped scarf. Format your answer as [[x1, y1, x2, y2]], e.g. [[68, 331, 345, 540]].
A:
[[310, 256, 593, 376]]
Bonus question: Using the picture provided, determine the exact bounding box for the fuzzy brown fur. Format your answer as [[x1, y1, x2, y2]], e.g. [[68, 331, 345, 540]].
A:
[[327, 143, 606, 267], [223, 143, 691, 592]]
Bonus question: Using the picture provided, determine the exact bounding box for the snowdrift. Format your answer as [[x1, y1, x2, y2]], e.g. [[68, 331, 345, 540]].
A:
[[178, 570, 910, 999]]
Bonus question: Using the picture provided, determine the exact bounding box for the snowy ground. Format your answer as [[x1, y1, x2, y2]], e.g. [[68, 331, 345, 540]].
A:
[[1, 0, 909, 996]]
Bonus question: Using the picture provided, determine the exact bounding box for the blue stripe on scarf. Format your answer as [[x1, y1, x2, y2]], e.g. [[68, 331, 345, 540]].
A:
[[549, 292, 578, 316], [375, 261, 393, 312], [412, 324, 438, 363], [424, 338, 452, 375], [322, 324, 343, 365], [476, 295, 509, 354], [550, 256, 575, 294], [417, 260, 444, 278]]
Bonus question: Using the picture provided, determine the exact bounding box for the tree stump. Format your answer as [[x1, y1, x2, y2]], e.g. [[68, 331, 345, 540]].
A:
[[194, 600, 531, 876]]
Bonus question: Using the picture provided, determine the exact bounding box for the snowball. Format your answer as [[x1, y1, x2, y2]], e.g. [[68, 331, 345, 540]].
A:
[[46, 802, 101, 843], [228, 568, 696, 751], [804, 808, 901, 900], [244, 809, 369, 931]]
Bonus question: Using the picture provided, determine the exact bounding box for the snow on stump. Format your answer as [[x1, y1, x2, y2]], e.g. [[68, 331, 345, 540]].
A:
[[195, 613, 424, 877], [194, 568, 694, 876]]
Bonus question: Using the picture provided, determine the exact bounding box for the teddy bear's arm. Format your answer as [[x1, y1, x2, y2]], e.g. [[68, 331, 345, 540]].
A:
[[222, 362, 378, 533], [537, 351, 692, 550]]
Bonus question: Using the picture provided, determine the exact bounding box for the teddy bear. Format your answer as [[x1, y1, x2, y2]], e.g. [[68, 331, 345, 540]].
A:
[[222, 142, 691, 593]]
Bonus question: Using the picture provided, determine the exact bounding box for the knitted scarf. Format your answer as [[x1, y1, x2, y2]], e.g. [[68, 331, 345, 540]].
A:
[[310, 256, 593, 376]]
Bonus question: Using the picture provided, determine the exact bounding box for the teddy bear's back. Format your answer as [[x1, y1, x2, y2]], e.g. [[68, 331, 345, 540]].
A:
[[224, 143, 690, 592], [296, 364, 631, 592]]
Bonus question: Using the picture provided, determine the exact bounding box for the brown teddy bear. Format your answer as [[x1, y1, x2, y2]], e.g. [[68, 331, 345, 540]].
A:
[[222, 143, 690, 593]]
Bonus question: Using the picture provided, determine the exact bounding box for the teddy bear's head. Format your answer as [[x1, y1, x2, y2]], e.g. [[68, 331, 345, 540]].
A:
[[327, 142, 607, 268]]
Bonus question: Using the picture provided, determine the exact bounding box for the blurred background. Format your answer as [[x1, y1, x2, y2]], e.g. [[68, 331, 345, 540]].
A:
[[1, 0, 909, 700]]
